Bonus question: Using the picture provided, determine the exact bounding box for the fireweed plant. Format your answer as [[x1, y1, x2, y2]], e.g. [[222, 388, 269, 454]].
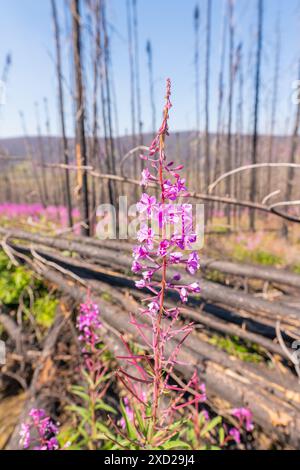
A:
[[109, 79, 251, 450], [64, 296, 116, 450], [19, 409, 60, 450]]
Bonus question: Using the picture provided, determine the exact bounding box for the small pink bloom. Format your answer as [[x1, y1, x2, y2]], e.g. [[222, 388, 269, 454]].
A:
[[136, 193, 157, 216], [148, 301, 160, 314], [180, 287, 188, 303], [135, 279, 146, 289], [229, 427, 241, 444], [186, 252, 200, 275], [132, 261, 142, 273], [188, 282, 201, 293]]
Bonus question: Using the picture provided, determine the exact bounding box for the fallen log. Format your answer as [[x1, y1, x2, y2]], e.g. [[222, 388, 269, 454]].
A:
[[2, 228, 300, 329], [8, 240, 300, 354], [66, 235, 300, 289], [4, 228, 300, 290]]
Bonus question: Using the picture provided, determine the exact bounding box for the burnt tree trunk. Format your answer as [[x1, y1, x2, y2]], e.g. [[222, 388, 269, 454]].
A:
[[71, 0, 90, 236], [249, 0, 263, 231], [51, 0, 73, 228]]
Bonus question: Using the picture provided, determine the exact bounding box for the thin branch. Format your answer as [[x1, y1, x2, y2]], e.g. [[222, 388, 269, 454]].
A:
[[208, 163, 300, 193]]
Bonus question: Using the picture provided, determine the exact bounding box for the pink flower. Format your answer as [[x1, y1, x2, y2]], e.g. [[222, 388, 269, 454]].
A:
[[140, 169, 153, 187], [132, 261, 142, 273], [135, 279, 146, 289], [136, 193, 157, 216], [158, 239, 170, 257], [77, 300, 101, 350], [231, 407, 254, 432], [186, 252, 200, 275], [188, 282, 201, 293], [20, 409, 59, 451], [137, 224, 154, 247], [229, 427, 241, 444], [19, 423, 30, 449], [180, 287, 188, 303], [169, 252, 183, 264], [148, 301, 160, 314], [133, 245, 149, 260]]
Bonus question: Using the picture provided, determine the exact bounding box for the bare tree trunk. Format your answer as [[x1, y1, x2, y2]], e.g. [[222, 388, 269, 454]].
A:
[[89, 0, 101, 231], [19, 111, 45, 206], [267, 16, 280, 197], [51, 0, 73, 228], [205, 0, 212, 188], [101, 0, 118, 209], [237, 44, 244, 223], [282, 61, 300, 237], [34, 101, 49, 204], [98, 15, 113, 205], [132, 0, 142, 145], [71, 0, 90, 236], [214, 4, 227, 183], [127, 0, 136, 150], [194, 5, 201, 190], [43, 97, 61, 207], [249, 0, 263, 231], [146, 40, 156, 136], [225, 0, 234, 228]]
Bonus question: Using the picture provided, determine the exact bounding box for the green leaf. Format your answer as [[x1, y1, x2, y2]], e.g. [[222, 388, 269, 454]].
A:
[[200, 416, 222, 437], [161, 440, 191, 450], [120, 400, 138, 441]]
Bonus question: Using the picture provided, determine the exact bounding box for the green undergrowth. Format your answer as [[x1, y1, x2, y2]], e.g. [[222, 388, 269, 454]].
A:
[[292, 263, 300, 274], [232, 245, 283, 267], [0, 250, 58, 328], [208, 334, 264, 363]]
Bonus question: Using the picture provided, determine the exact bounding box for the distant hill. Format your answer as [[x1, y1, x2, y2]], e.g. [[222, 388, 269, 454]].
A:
[[0, 132, 292, 171]]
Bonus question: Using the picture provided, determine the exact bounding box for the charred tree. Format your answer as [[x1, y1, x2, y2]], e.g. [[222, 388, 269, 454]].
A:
[[101, 0, 118, 208], [146, 40, 156, 136], [127, 0, 136, 149], [194, 4, 201, 188], [267, 16, 280, 197], [51, 0, 73, 228], [225, 0, 234, 227], [132, 0, 143, 145], [71, 0, 90, 236], [205, 0, 212, 187], [34, 101, 49, 204], [282, 61, 300, 237], [249, 0, 263, 231]]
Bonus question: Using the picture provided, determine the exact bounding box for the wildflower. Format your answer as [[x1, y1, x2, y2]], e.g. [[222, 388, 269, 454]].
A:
[[229, 427, 241, 444], [169, 252, 183, 264], [231, 407, 254, 432], [132, 261, 142, 273], [20, 409, 59, 451], [135, 279, 146, 289], [136, 193, 157, 216], [77, 300, 101, 350], [186, 252, 200, 275], [140, 168, 154, 187], [19, 423, 30, 449], [137, 224, 154, 247], [180, 287, 188, 303], [133, 245, 149, 260], [148, 301, 160, 314]]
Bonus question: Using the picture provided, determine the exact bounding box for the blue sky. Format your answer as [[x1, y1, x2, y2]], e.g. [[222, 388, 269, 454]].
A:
[[0, 0, 300, 138]]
